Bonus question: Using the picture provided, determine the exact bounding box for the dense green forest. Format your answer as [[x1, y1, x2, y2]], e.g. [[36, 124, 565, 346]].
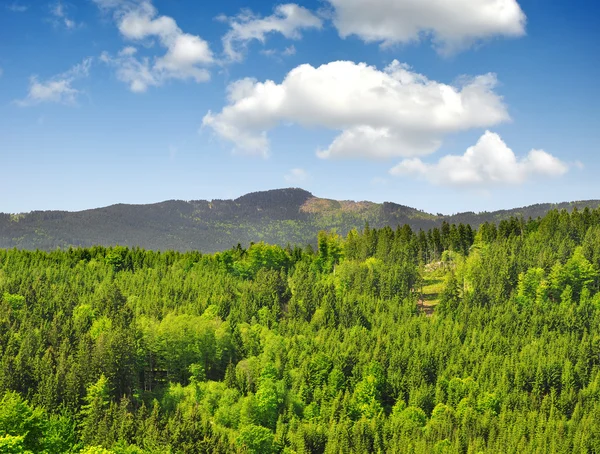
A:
[[2, 187, 598, 252], [3, 207, 600, 452]]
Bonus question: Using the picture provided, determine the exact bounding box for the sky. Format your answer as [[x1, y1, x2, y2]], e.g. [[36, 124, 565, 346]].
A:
[[0, 0, 598, 215]]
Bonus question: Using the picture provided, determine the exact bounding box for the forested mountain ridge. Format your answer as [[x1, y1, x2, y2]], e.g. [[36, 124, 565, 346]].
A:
[[1, 187, 598, 252]]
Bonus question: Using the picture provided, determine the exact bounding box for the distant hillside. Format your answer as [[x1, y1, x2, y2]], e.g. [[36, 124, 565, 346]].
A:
[[1, 188, 599, 252]]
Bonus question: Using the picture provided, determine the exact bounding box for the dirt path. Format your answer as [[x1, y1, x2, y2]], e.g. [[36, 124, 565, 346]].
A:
[[418, 299, 436, 317]]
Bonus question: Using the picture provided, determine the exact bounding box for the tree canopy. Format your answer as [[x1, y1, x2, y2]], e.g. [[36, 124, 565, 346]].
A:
[[2, 207, 600, 452]]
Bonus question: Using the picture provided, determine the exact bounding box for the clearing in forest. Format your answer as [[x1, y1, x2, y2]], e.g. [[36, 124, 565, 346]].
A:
[[418, 264, 447, 316]]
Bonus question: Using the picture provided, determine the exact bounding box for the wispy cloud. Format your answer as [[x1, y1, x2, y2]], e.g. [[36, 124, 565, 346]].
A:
[[49, 1, 79, 30], [221, 4, 322, 62], [16, 58, 92, 106], [261, 44, 297, 59], [282, 45, 296, 56], [6, 2, 28, 12]]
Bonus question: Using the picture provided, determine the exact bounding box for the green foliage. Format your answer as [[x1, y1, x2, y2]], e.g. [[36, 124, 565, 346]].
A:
[[394, 406, 427, 432], [80, 447, 114, 454], [0, 392, 46, 453], [2, 293, 25, 310], [232, 242, 290, 279], [105, 247, 128, 272], [1, 207, 600, 452], [254, 379, 280, 429], [352, 363, 384, 419], [80, 375, 110, 447], [438, 272, 460, 313], [549, 246, 598, 301], [138, 312, 221, 384], [0, 434, 29, 454], [315, 230, 344, 273], [237, 424, 276, 454], [516, 267, 545, 302]]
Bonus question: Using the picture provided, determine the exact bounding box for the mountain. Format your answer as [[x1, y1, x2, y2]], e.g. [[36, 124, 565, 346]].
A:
[[1, 188, 599, 252]]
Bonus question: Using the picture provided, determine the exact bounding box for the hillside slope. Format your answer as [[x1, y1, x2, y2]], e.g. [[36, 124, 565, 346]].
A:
[[1, 188, 598, 252]]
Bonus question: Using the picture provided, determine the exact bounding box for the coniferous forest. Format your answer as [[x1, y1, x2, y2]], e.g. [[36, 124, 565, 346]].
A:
[[3, 208, 600, 453]]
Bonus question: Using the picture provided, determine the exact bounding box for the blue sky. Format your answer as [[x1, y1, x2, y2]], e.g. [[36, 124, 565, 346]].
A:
[[0, 0, 598, 214]]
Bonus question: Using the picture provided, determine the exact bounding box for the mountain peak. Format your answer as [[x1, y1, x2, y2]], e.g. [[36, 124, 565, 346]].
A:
[[234, 188, 313, 208]]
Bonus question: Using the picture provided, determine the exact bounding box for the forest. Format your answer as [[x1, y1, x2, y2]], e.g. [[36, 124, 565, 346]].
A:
[[2, 207, 600, 453]]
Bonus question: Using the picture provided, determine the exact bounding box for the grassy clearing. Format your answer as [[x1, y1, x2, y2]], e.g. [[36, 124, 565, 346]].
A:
[[418, 266, 448, 314]]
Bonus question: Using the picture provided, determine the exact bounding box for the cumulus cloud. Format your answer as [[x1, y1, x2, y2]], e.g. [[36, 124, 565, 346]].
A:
[[389, 131, 569, 187], [94, 0, 213, 92], [221, 4, 322, 62], [16, 58, 92, 106], [284, 168, 308, 183], [327, 0, 526, 54], [202, 60, 509, 158], [50, 1, 78, 30]]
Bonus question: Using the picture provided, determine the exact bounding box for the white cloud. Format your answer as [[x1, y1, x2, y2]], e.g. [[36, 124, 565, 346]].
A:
[[6, 2, 28, 12], [327, 0, 526, 54], [16, 58, 92, 106], [389, 131, 569, 187], [50, 1, 78, 30], [95, 0, 213, 91], [221, 4, 322, 62], [119, 46, 137, 56], [100, 49, 159, 93], [202, 60, 509, 158], [284, 168, 308, 183]]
